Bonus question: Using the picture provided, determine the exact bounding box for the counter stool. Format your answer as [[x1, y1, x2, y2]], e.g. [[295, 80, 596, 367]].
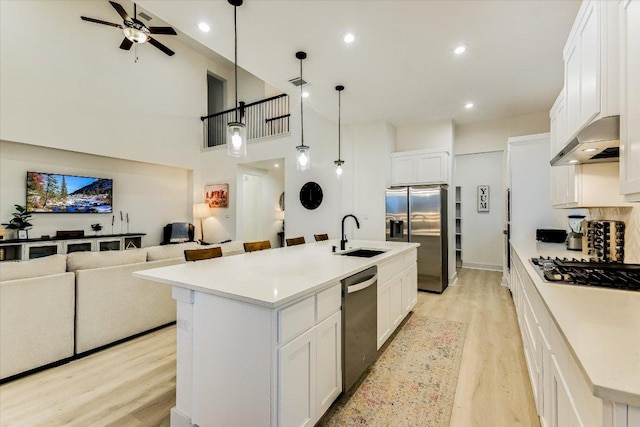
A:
[[244, 240, 272, 252], [286, 236, 305, 246]]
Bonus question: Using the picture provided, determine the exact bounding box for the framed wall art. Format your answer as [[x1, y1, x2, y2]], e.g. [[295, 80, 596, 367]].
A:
[[477, 185, 489, 212], [205, 183, 229, 208]]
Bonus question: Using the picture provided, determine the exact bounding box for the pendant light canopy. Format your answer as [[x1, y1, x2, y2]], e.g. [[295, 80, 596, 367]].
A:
[[295, 51, 310, 171], [334, 85, 345, 178], [227, 0, 247, 157]]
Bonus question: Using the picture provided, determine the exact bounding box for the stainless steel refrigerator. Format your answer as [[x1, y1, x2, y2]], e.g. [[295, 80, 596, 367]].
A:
[[385, 185, 448, 293]]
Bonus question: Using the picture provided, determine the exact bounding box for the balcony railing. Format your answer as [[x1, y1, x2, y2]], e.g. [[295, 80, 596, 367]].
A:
[[201, 93, 290, 148]]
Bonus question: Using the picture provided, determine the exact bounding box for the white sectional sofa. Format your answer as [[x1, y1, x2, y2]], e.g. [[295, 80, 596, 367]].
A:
[[0, 241, 245, 381], [0, 255, 75, 380]]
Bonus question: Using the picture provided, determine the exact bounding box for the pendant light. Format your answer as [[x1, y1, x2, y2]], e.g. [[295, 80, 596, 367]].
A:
[[295, 51, 310, 171], [334, 85, 345, 178], [227, 0, 247, 157]]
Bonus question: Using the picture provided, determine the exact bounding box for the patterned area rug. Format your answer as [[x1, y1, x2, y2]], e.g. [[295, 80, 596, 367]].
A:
[[319, 314, 467, 427]]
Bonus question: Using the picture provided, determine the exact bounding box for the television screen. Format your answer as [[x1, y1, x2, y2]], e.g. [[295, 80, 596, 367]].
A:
[[26, 172, 113, 213]]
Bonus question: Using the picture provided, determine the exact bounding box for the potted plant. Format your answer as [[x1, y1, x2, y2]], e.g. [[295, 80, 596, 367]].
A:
[[2, 205, 33, 239]]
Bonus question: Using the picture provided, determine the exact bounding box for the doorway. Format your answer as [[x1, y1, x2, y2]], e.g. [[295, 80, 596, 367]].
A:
[[237, 159, 285, 248]]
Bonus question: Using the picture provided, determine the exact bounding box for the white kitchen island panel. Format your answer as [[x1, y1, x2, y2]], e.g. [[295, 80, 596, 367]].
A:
[[136, 240, 418, 427]]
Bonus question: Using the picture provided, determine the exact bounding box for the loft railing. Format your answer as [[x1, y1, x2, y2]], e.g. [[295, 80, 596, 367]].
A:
[[201, 93, 290, 148]]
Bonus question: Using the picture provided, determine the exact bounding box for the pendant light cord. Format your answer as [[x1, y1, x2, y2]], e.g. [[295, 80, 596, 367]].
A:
[[234, 5, 239, 123], [300, 58, 304, 147], [338, 90, 341, 161]]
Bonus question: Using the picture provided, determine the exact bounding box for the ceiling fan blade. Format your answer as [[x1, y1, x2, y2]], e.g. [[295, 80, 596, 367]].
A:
[[148, 37, 175, 56], [109, 1, 131, 22], [81, 16, 122, 28], [119, 37, 133, 51], [148, 26, 177, 35]]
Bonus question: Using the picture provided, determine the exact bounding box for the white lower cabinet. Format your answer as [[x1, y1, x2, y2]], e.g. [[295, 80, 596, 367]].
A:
[[377, 249, 418, 350], [279, 328, 317, 427], [552, 353, 584, 427], [278, 289, 342, 427], [315, 311, 342, 416], [511, 249, 639, 427]]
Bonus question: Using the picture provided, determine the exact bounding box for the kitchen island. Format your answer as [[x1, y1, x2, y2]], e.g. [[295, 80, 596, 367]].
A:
[[134, 239, 419, 427], [510, 240, 640, 427]]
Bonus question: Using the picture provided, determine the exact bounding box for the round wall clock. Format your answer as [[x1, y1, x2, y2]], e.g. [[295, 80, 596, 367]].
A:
[[299, 181, 323, 210]]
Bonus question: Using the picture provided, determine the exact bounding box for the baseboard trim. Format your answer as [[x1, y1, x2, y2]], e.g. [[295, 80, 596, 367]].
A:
[[461, 262, 503, 271], [448, 271, 458, 286], [171, 407, 193, 427]]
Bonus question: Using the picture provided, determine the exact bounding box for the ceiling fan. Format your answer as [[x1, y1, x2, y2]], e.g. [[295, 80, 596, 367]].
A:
[[81, 1, 177, 56]]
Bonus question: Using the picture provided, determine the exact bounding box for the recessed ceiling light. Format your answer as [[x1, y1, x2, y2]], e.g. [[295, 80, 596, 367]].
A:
[[198, 22, 210, 32], [568, 160, 579, 164], [583, 148, 597, 153], [302, 91, 310, 98], [344, 33, 355, 43], [274, 163, 280, 168], [465, 102, 474, 109], [454, 44, 467, 55]]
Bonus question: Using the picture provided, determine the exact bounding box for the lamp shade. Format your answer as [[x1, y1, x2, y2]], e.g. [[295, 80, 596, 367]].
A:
[[193, 203, 210, 218]]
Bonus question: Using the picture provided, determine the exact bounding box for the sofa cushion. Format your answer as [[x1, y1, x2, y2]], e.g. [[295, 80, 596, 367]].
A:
[[146, 242, 201, 261], [67, 248, 148, 272], [0, 254, 67, 282], [219, 241, 245, 256]]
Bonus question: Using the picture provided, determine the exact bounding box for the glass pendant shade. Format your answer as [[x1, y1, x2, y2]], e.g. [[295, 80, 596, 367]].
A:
[[296, 145, 311, 171], [335, 160, 344, 178], [227, 121, 247, 157]]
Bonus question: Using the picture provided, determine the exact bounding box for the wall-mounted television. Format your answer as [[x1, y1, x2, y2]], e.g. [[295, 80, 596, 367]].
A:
[[26, 172, 113, 213]]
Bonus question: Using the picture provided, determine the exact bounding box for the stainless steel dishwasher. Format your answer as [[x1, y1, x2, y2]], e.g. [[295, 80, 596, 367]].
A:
[[342, 265, 377, 393]]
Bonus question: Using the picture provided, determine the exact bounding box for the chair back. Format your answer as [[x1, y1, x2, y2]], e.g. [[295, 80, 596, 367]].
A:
[[184, 246, 223, 262], [244, 240, 272, 252], [314, 233, 329, 242], [285, 236, 306, 246]]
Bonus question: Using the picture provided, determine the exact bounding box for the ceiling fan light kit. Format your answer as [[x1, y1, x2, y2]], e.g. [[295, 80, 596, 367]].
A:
[[227, 0, 247, 157], [80, 1, 177, 57], [296, 51, 311, 172]]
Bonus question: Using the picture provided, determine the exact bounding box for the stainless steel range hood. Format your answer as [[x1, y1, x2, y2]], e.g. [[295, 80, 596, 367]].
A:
[[550, 116, 620, 166]]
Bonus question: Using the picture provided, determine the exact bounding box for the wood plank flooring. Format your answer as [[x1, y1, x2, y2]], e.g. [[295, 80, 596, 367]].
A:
[[0, 268, 538, 427]]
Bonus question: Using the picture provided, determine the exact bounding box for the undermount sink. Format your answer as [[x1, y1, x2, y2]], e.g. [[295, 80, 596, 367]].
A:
[[339, 248, 388, 258]]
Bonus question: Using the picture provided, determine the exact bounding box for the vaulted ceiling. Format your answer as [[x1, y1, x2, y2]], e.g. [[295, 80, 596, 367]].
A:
[[138, 0, 581, 127]]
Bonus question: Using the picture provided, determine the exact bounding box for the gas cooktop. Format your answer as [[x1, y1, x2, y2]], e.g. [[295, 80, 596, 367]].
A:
[[530, 257, 640, 292]]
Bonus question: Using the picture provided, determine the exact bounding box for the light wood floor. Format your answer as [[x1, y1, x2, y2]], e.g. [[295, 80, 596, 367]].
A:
[[0, 268, 538, 427], [414, 268, 540, 427]]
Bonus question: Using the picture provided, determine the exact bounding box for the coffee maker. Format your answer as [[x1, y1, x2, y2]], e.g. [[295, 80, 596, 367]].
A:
[[566, 215, 585, 251]]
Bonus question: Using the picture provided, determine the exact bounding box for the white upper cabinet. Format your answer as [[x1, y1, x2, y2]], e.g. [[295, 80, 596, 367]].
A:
[[619, 0, 640, 201], [390, 150, 449, 186], [550, 90, 578, 207], [563, 0, 619, 144]]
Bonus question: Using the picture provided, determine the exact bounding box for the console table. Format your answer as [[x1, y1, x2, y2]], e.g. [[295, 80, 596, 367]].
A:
[[0, 233, 145, 262]]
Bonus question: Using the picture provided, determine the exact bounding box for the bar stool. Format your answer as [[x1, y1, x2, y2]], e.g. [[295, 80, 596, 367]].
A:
[[184, 247, 223, 261], [314, 233, 329, 242], [286, 236, 306, 246], [244, 240, 272, 252]]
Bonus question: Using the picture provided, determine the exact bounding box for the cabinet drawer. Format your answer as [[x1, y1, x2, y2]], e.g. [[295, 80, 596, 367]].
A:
[[403, 249, 417, 269], [316, 283, 341, 322], [279, 296, 315, 344], [378, 254, 404, 285]]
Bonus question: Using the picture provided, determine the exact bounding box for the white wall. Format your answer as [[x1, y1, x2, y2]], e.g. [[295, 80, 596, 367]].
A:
[[395, 119, 454, 153], [455, 151, 505, 270], [349, 121, 396, 241], [0, 140, 190, 246], [455, 111, 550, 155], [509, 134, 566, 243]]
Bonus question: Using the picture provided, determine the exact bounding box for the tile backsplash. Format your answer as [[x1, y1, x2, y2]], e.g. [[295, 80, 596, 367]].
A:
[[588, 206, 640, 263]]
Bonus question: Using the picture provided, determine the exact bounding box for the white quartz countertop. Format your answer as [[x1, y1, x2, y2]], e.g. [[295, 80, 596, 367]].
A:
[[134, 240, 418, 309], [511, 240, 640, 407]]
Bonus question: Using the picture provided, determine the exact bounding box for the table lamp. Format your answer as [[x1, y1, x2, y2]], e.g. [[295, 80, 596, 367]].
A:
[[193, 203, 211, 243]]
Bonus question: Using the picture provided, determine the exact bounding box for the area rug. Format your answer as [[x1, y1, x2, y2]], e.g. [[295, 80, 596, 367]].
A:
[[318, 314, 467, 427]]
